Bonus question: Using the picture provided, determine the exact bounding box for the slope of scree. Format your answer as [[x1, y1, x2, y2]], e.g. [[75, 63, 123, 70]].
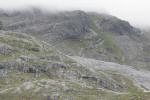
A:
[[0, 32, 150, 100]]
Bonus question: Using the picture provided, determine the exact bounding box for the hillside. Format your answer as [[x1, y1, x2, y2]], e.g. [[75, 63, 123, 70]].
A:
[[0, 32, 150, 100], [0, 9, 150, 100], [0, 9, 149, 70]]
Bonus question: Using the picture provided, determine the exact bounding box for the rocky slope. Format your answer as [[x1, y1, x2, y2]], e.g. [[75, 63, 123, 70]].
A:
[[0, 8, 150, 100], [0, 32, 150, 100], [0, 9, 149, 70]]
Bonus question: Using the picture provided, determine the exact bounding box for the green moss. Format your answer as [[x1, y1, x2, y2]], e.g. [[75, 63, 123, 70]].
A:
[[96, 34, 123, 62], [90, 15, 123, 62], [0, 33, 41, 52], [63, 58, 76, 64], [0, 52, 21, 61]]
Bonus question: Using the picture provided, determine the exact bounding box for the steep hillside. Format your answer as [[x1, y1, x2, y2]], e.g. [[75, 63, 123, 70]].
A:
[[0, 32, 150, 100], [0, 9, 148, 68], [0, 9, 150, 100], [0, 9, 149, 70]]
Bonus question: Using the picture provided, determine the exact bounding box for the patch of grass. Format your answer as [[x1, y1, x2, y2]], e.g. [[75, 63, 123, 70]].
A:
[[0, 52, 21, 61], [0, 33, 41, 52], [97, 35, 123, 62], [90, 15, 123, 62]]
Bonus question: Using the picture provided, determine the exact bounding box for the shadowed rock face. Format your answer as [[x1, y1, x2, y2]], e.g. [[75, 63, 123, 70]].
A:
[[0, 9, 139, 39], [0, 21, 3, 30], [48, 11, 91, 39], [88, 13, 141, 35], [0, 10, 91, 40], [95, 15, 139, 35]]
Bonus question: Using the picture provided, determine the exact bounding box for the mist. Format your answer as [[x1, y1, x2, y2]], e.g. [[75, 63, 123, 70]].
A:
[[0, 0, 150, 28]]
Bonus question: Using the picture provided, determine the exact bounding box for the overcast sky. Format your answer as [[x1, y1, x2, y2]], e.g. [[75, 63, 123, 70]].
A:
[[0, 0, 150, 27]]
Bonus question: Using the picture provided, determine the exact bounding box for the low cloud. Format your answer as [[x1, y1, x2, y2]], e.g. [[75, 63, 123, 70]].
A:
[[0, 0, 150, 27]]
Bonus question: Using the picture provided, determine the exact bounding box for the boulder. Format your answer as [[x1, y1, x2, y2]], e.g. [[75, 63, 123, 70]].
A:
[[0, 43, 13, 55]]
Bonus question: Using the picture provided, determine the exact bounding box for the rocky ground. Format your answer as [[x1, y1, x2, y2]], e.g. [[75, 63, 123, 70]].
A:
[[0, 32, 149, 100], [0, 9, 150, 100]]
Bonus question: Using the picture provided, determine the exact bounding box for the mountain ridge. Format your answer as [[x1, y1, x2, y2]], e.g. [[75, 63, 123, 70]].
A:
[[0, 9, 150, 100], [0, 9, 149, 69]]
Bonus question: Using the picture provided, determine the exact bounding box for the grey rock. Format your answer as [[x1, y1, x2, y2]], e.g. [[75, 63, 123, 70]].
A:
[[0, 43, 13, 55]]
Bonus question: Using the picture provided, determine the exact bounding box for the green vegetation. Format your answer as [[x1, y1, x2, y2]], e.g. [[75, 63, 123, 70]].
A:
[[0, 87, 150, 100], [0, 21, 3, 30], [0, 32, 149, 100], [0, 33, 60, 61], [99, 34, 123, 62], [0, 34, 40, 52], [90, 15, 123, 62]]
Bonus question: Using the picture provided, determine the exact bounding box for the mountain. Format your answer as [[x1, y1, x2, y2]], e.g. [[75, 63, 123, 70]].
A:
[[0, 9, 150, 100], [1, 9, 149, 70]]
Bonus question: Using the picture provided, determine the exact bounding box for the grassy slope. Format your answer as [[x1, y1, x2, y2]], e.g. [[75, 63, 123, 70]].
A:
[[0, 32, 150, 100], [53, 14, 124, 63], [89, 15, 123, 62]]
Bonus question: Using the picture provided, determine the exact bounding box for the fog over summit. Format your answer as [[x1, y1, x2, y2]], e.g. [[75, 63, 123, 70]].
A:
[[0, 0, 150, 28]]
